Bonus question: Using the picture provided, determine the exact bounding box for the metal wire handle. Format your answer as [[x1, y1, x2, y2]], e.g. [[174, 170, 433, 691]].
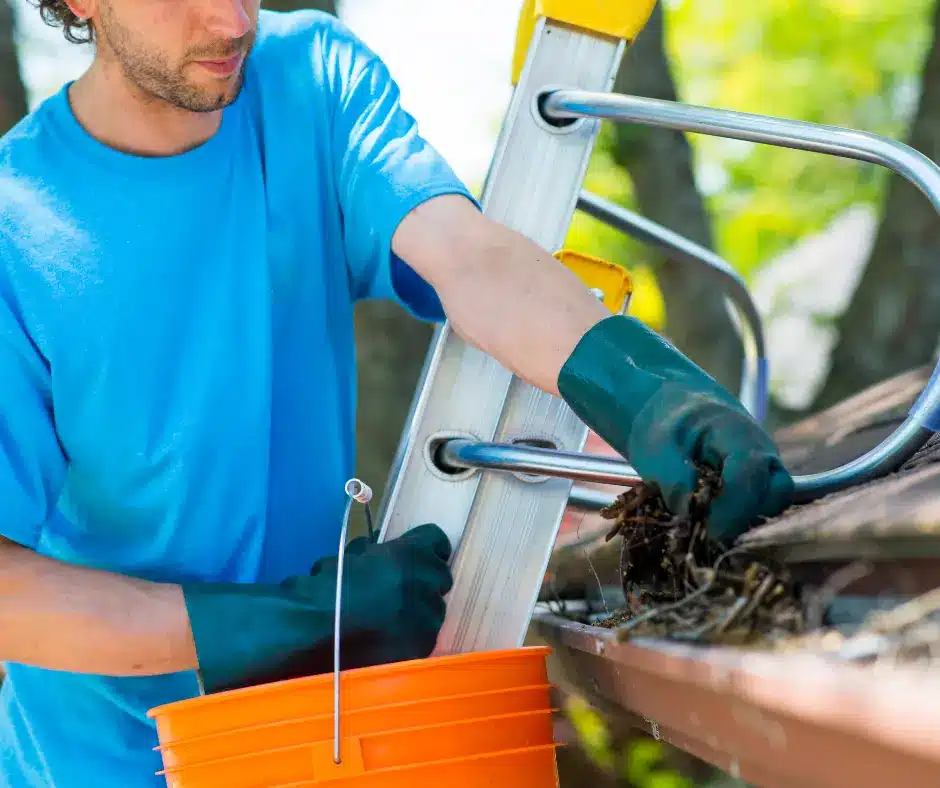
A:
[[333, 478, 374, 765]]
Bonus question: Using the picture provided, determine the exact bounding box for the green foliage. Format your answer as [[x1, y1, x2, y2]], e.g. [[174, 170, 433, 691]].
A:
[[625, 739, 694, 788], [667, 0, 935, 277], [566, 124, 668, 330], [564, 695, 695, 787], [568, 0, 935, 295], [565, 694, 617, 772]]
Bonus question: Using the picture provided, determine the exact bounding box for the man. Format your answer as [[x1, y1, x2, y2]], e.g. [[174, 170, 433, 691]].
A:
[[0, 1, 793, 785]]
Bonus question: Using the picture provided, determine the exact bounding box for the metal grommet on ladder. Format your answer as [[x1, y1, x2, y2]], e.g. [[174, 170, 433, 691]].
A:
[[333, 478, 373, 765], [530, 84, 586, 135]]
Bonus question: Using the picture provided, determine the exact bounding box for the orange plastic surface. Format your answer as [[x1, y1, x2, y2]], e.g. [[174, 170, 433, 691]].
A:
[[159, 710, 556, 787], [156, 684, 552, 769], [149, 647, 551, 744]]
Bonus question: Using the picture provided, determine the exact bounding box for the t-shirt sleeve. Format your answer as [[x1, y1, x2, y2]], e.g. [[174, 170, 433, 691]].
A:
[[0, 285, 66, 548], [322, 19, 480, 322]]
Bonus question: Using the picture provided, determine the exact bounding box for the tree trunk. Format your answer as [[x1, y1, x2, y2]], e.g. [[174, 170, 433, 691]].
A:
[[0, 0, 27, 135], [812, 0, 940, 411], [608, 2, 743, 393]]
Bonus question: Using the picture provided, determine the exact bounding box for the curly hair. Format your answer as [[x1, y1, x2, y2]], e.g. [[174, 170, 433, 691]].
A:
[[32, 0, 94, 44]]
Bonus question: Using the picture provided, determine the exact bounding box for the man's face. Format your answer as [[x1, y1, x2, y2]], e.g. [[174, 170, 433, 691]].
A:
[[94, 0, 261, 112]]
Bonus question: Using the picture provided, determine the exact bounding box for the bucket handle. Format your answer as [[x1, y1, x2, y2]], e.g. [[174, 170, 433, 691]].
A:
[[333, 478, 374, 766]]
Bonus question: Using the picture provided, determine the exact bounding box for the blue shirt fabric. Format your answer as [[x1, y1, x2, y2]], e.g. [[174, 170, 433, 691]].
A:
[[0, 10, 473, 786]]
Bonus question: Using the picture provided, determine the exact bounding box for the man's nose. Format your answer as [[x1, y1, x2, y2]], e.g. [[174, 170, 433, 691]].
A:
[[202, 0, 251, 40]]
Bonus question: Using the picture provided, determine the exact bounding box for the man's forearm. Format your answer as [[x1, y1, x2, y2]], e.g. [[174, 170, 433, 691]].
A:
[[394, 195, 610, 397], [0, 537, 197, 676]]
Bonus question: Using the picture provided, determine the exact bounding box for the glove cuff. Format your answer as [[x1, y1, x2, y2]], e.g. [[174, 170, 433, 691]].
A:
[[180, 580, 334, 695], [557, 315, 667, 459]]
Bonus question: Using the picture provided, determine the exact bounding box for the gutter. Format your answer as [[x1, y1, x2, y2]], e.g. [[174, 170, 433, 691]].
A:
[[531, 613, 940, 788]]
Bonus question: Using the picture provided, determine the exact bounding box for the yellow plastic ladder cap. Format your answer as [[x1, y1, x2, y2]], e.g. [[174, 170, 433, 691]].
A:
[[512, 0, 657, 85]]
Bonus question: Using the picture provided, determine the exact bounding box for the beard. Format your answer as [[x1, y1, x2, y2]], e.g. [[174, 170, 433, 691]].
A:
[[96, 4, 256, 113]]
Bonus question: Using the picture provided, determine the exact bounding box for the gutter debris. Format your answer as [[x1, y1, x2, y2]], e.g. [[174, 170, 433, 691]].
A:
[[592, 465, 805, 647], [578, 465, 940, 666]]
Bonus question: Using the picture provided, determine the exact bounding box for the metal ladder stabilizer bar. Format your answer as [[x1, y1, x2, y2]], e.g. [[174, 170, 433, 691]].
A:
[[540, 88, 940, 503], [436, 89, 940, 509]]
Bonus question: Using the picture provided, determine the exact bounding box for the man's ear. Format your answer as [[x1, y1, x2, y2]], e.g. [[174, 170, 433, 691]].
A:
[[63, 0, 97, 21]]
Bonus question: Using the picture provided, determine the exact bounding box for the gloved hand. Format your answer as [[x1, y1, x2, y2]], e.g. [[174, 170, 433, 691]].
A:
[[181, 523, 453, 694], [558, 315, 793, 542]]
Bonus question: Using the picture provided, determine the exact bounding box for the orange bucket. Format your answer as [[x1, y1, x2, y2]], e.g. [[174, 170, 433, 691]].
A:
[[157, 709, 557, 787], [149, 647, 552, 743], [148, 647, 560, 786], [156, 684, 552, 769]]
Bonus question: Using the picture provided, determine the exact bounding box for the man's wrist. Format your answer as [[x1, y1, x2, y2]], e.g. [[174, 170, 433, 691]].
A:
[[150, 581, 200, 674]]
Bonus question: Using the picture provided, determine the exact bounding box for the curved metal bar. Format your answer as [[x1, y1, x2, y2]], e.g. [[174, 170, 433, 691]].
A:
[[438, 439, 642, 487], [543, 90, 940, 204], [542, 89, 940, 502], [576, 189, 768, 422]]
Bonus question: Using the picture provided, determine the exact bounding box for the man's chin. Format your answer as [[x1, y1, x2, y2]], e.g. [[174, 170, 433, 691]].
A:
[[180, 75, 245, 113]]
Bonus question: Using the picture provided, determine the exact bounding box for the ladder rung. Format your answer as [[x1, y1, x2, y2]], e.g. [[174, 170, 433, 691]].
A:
[[437, 438, 641, 487]]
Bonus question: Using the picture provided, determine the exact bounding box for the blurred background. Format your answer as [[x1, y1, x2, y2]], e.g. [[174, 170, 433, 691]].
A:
[[4, 0, 939, 784]]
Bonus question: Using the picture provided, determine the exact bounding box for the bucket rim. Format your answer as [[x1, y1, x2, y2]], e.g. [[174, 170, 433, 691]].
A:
[[154, 682, 556, 750], [147, 645, 552, 719]]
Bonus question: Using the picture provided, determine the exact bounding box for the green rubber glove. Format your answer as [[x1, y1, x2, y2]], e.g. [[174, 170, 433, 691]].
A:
[[558, 315, 793, 542], [181, 524, 453, 694]]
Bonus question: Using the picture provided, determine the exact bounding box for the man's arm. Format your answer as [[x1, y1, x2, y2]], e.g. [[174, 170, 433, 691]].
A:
[[392, 193, 794, 540], [0, 281, 200, 676], [392, 195, 610, 397], [0, 535, 197, 675]]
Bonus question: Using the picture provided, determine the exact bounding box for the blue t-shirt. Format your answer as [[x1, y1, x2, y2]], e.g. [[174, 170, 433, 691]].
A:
[[0, 10, 473, 786]]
